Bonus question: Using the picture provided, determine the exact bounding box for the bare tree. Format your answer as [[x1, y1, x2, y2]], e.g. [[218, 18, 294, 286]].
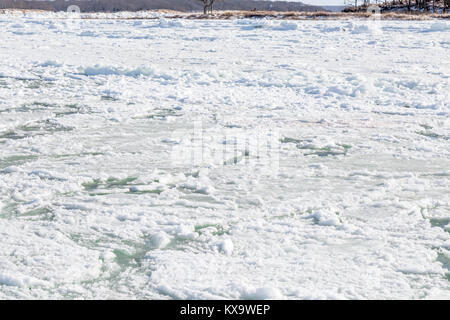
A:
[[197, 0, 217, 14]]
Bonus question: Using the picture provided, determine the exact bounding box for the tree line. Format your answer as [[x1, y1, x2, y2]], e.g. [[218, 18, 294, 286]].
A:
[[0, 0, 323, 13], [347, 0, 450, 12]]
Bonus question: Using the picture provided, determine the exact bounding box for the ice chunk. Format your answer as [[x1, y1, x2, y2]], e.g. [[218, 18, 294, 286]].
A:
[[241, 287, 282, 300], [215, 239, 234, 256], [148, 233, 171, 249]]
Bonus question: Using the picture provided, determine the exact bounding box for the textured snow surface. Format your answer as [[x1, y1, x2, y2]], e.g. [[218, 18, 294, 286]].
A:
[[0, 12, 449, 299]]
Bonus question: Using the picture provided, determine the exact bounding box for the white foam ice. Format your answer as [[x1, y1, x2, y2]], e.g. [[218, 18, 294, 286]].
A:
[[0, 13, 449, 299]]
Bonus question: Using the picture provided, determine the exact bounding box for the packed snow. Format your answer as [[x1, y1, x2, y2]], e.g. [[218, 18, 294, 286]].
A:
[[0, 11, 449, 299]]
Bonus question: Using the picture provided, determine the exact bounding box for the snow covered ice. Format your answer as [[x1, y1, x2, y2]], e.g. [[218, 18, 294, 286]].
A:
[[0, 11, 449, 299]]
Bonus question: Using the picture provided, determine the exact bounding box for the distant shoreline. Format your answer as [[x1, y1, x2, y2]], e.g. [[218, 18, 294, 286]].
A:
[[1, 9, 450, 20]]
